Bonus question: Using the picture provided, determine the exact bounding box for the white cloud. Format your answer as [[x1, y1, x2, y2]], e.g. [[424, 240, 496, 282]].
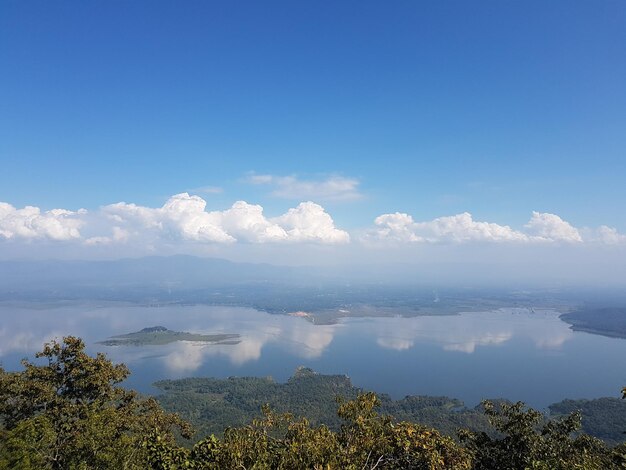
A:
[[0, 194, 349, 249], [162, 193, 235, 243], [367, 211, 612, 245], [218, 201, 288, 243], [0, 202, 84, 241], [103, 193, 349, 245], [246, 174, 362, 201], [416, 213, 528, 243], [104, 194, 235, 244], [2, 195, 624, 253], [372, 213, 424, 243], [589, 225, 626, 245], [524, 211, 583, 243], [273, 202, 350, 244], [371, 211, 528, 244]]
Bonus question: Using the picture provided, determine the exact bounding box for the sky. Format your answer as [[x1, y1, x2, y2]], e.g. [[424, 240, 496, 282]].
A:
[[1, 1, 626, 283]]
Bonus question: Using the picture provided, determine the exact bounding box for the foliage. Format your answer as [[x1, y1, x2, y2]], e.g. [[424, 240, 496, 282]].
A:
[[459, 400, 615, 470], [2, 337, 626, 469], [146, 392, 472, 469], [155, 367, 492, 441], [549, 397, 626, 446], [0, 336, 189, 470]]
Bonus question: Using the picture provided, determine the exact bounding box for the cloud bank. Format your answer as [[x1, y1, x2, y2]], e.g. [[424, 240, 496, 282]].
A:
[[368, 210, 619, 245], [0, 202, 84, 241], [95, 193, 350, 245], [1, 195, 624, 259]]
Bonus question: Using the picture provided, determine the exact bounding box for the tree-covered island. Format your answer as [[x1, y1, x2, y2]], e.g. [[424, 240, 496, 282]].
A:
[[97, 326, 240, 346]]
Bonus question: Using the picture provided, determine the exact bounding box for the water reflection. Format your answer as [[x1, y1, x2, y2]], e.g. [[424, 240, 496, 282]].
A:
[[0, 304, 575, 367], [376, 337, 414, 351], [373, 309, 573, 354], [0, 302, 619, 407], [160, 318, 337, 373], [0, 303, 340, 373]]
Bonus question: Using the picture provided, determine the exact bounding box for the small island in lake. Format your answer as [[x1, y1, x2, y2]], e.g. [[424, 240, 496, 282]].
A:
[[98, 326, 240, 346]]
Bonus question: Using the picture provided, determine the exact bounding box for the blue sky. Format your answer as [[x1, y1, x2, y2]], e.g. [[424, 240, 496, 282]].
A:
[[1, 1, 626, 273]]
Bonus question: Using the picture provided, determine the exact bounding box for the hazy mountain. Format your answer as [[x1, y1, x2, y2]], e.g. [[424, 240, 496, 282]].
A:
[[0, 255, 309, 297]]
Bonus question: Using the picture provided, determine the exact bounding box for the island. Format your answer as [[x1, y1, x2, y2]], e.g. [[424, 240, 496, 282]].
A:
[[97, 325, 240, 346]]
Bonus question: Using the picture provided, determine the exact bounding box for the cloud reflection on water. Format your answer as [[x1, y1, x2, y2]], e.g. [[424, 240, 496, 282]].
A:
[[161, 317, 337, 373], [0, 304, 573, 375], [373, 308, 573, 355]]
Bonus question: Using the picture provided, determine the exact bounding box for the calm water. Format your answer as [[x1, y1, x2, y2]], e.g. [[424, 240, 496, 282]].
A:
[[1, 302, 624, 408]]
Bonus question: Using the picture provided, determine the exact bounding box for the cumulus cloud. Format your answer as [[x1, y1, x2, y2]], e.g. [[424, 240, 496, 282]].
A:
[[103, 193, 349, 245], [273, 202, 351, 243], [422, 213, 528, 243], [371, 212, 527, 244], [0, 202, 84, 241], [524, 211, 582, 243], [589, 225, 626, 245], [372, 213, 424, 243], [218, 201, 288, 243], [367, 210, 616, 245], [2, 195, 624, 252], [0, 194, 349, 249], [246, 173, 362, 201]]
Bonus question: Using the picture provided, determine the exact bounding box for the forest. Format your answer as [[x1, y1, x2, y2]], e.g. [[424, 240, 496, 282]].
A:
[[1, 337, 626, 469], [155, 368, 626, 446]]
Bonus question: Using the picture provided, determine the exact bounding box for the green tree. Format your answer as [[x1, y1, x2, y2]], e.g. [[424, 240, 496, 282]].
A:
[[2, 337, 623, 469], [0, 336, 190, 470], [459, 400, 613, 470], [146, 392, 472, 469]]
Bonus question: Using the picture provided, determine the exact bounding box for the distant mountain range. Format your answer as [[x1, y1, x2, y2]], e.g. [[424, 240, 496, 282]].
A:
[[0, 255, 303, 290]]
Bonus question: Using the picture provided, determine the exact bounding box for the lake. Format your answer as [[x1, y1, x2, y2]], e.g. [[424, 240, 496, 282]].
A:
[[0, 301, 624, 408]]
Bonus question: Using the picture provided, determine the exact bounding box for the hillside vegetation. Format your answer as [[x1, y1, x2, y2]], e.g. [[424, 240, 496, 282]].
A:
[[155, 368, 493, 440], [2, 337, 626, 469], [156, 369, 626, 446]]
